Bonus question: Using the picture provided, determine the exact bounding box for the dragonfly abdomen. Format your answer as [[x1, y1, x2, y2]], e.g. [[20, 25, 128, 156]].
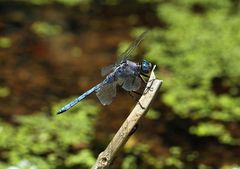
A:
[[57, 81, 106, 114]]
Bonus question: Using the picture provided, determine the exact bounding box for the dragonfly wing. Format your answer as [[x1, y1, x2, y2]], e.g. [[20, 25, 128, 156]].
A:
[[122, 76, 141, 92], [96, 82, 117, 105], [132, 76, 142, 91], [101, 64, 115, 76], [117, 31, 148, 63]]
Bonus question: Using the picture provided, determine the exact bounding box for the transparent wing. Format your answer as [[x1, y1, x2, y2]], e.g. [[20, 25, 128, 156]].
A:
[[117, 31, 148, 63], [122, 76, 141, 92], [96, 82, 117, 105], [101, 64, 115, 76]]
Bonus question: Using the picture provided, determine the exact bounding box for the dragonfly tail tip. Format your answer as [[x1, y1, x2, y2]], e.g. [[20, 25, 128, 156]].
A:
[[57, 109, 65, 115]]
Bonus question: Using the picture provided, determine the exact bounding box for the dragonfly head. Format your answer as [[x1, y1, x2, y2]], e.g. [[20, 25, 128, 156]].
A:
[[140, 60, 152, 74]]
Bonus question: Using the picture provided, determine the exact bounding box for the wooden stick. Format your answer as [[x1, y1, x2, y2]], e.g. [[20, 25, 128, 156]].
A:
[[91, 65, 163, 169]]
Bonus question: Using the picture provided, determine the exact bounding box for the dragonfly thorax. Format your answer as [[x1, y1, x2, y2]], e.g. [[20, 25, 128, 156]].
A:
[[140, 60, 152, 74]]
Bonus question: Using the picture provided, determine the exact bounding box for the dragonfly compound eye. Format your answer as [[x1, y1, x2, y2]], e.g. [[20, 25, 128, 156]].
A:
[[141, 60, 152, 74]]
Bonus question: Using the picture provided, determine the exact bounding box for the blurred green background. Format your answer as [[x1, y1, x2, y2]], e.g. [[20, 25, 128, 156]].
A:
[[0, 0, 240, 168]]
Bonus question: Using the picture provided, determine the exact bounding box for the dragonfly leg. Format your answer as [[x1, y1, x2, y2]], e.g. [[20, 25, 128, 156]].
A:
[[138, 101, 145, 109], [139, 75, 147, 84], [143, 79, 155, 94], [128, 91, 145, 109], [132, 90, 142, 96], [141, 73, 150, 78], [128, 91, 134, 98], [128, 91, 139, 99]]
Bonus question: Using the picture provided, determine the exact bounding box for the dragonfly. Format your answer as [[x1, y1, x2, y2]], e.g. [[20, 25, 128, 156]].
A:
[[57, 31, 152, 114]]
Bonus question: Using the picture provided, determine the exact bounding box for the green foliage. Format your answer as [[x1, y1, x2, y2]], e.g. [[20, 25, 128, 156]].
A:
[[0, 37, 12, 48], [190, 122, 226, 137], [56, 0, 90, 6], [163, 147, 184, 169], [31, 22, 62, 37], [122, 144, 186, 169], [145, 109, 161, 120], [0, 99, 98, 169], [198, 164, 212, 169], [123, 143, 161, 169], [7, 160, 37, 169], [139, 0, 240, 144], [221, 164, 240, 169], [122, 155, 138, 169], [0, 86, 10, 98], [190, 122, 240, 145], [65, 149, 95, 167]]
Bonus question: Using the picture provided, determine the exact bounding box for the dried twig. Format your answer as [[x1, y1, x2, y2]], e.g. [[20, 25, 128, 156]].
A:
[[91, 65, 163, 169]]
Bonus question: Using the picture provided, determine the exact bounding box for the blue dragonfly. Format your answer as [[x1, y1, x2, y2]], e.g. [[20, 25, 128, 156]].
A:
[[57, 31, 152, 114]]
